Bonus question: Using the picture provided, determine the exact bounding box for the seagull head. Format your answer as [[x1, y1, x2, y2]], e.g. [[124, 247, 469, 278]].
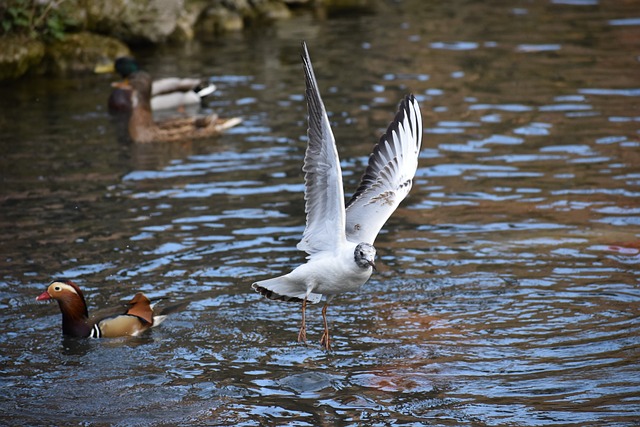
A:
[[354, 243, 376, 271]]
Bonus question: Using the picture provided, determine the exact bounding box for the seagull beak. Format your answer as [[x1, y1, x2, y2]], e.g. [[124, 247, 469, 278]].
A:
[[369, 260, 377, 271]]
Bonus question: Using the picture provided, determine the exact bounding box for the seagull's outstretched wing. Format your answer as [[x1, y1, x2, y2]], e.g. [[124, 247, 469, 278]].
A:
[[297, 42, 347, 255], [345, 95, 422, 245]]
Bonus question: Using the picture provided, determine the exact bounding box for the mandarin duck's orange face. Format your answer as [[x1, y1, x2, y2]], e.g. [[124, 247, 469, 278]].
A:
[[36, 280, 91, 337], [37, 280, 83, 302]]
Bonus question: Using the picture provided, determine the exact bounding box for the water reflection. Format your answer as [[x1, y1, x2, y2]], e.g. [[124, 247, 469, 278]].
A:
[[1, 0, 640, 425]]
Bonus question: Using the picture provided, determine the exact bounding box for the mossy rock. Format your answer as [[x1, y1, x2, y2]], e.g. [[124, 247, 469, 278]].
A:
[[45, 32, 131, 74], [195, 6, 245, 38], [322, 0, 375, 13], [254, 1, 293, 20], [85, 0, 183, 44], [0, 36, 46, 80]]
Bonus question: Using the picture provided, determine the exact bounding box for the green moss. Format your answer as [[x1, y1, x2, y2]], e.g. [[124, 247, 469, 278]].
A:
[[45, 32, 130, 73], [0, 35, 45, 79]]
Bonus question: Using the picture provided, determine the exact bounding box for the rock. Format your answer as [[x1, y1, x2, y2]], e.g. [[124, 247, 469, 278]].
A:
[[195, 6, 245, 38], [0, 0, 312, 79], [84, 0, 184, 44], [194, 0, 292, 39], [45, 32, 131, 74], [170, 1, 210, 42], [322, 0, 375, 12], [0, 36, 46, 79], [254, 0, 293, 20]]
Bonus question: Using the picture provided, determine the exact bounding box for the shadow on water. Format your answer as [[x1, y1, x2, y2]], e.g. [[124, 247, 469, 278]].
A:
[[1, 0, 639, 425]]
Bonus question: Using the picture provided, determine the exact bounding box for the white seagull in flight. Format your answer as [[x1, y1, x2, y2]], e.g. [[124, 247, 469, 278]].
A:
[[252, 42, 423, 350]]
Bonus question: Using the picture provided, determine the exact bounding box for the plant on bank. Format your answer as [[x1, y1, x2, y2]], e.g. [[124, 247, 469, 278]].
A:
[[1, 0, 74, 41]]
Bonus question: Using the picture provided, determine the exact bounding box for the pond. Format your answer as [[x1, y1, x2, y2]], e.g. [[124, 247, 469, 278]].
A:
[[1, 0, 639, 425]]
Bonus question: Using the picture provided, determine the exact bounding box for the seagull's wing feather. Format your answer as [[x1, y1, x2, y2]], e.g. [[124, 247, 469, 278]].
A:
[[345, 95, 422, 244], [296, 42, 347, 255]]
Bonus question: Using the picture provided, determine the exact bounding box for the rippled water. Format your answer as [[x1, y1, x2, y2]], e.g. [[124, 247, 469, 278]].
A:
[[1, 0, 639, 425]]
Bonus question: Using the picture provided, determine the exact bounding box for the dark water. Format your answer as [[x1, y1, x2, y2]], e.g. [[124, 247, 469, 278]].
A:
[[1, 0, 639, 425]]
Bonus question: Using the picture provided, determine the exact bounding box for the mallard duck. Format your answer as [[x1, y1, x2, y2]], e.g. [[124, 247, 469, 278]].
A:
[[36, 279, 185, 338], [114, 71, 242, 143], [96, 56, 217, 113]]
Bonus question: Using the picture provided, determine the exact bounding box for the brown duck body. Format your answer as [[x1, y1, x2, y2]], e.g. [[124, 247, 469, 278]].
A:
[[36, 280, 177, 338], [120, 71, 241, 143]]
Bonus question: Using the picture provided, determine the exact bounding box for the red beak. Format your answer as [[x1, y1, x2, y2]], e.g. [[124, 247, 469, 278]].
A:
[[36, 291, 51, 301]]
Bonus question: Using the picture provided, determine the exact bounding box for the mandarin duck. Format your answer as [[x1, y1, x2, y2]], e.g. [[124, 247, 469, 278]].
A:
[[96, 56, 217, 113], [114, 71, 242, 143], [36, 279, 182, 338]]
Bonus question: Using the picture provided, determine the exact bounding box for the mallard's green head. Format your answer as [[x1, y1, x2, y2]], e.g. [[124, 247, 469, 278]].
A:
[[114, 57, 140, 78]]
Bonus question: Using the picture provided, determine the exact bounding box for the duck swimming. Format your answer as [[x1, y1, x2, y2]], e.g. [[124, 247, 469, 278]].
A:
[[96, 56, 217, 113], [36, 279, 184, 338], [115, 71, 241, 143]]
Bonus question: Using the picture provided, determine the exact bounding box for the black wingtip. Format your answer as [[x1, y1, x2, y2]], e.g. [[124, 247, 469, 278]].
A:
[[300, 41, 311, 71], [392, 94, 421, 153], [395, 94, 417, 138], [300, 41, 315, 87], [346, 94, 420, 208]]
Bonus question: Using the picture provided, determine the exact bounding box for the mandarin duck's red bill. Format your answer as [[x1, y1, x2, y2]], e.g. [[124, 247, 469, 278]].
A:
[[36, 279, 185, 338]]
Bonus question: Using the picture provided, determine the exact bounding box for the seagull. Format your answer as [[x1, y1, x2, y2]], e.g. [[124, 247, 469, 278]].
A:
[[252, 42, 423, 350]]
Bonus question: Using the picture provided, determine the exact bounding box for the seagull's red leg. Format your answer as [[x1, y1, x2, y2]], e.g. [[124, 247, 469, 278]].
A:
[[297, 296, 308, 344], [320, 302, 331, 351]]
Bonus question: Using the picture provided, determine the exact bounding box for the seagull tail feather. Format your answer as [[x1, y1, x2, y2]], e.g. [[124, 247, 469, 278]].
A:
[[252, 277, 322, 304]]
